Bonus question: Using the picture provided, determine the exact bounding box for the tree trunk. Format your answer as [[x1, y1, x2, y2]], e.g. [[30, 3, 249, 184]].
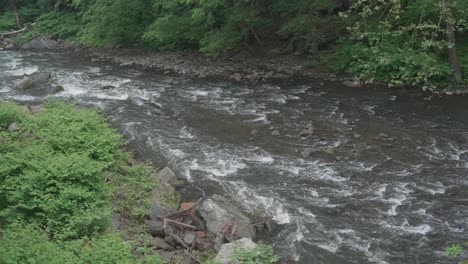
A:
[[9, 0, 21, 29], [444, 0, 463, 82]]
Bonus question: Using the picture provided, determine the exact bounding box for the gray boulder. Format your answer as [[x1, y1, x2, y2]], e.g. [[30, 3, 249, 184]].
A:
[[147, 219, 165, 237], [16, 77, 33, 90], [343, 80, 363, 88], [28, 71, 51, 83], [151, 237, 175, 251], [199, 195, 255, 239], [213, 238, 257, 264], [22, 35, 57, 49]]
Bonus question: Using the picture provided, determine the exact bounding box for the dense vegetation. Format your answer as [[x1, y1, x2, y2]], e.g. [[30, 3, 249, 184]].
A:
[[0, 101, 278, 264], [2, 0, 468, 90]]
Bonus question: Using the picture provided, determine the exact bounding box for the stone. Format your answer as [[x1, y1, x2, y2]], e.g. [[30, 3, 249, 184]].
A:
[[151, 237, 175, 251], [111, 213, 121, 231], [16, 77, 33, 90], [28, 71, 51, 83], [24, 35, 57, 49], [213, 238, 257, 264], [301, 148, 313, 158], [271, 130, 280, 136], [148, 220, 165, 237], [199, 195, 254, 239], [324, 148, 335, 155], [183, 232, 196, 246], [8, 122, 19, 132], [353, 133, 361, 139], [51, 85, 64, 93], [150, 204, 177, 221], [343, 80, 363, 88], [29, 105, 44, 114], [149, 168, 180, 220]]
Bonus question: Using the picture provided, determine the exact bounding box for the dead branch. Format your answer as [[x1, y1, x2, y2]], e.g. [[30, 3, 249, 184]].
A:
[[163, 218, 199, 230], [0, 22, 37, 37], [160, 198, 203, 219]]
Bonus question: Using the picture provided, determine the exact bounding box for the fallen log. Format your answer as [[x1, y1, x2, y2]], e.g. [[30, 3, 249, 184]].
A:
[[0, 22, 37, 37]]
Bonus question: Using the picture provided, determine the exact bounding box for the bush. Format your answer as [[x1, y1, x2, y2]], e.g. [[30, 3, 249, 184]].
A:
[[0, 224, 163, 264], [0, 101, 119, 239], [231, 243, 279, 264], [0, 102, 26, 129], [15, 11, 81, 44], [0, 12, 17, 31]]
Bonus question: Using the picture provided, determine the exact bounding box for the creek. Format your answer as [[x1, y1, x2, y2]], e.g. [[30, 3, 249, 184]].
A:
[[1, 50, 467, 263]]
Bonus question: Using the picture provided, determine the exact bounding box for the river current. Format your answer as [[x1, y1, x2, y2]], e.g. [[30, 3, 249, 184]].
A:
[[1, 50, 467, 263]]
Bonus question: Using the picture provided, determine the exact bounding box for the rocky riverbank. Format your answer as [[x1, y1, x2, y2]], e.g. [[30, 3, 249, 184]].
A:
[[116, 165, 276, 264]]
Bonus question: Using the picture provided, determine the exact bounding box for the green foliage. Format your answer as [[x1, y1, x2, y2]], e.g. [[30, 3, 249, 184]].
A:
[[0, 101, 120, 239], [0, 101, 164, 263], [15, 11, 81, 44], [231, 243, 279, 264], [445, 244, 465, 257], [0, 224, 162, 264], [0, 102, 26, 129], [333, 0, 468, 89], [80, 0, 152, 47], [0, 11, 17, 31]]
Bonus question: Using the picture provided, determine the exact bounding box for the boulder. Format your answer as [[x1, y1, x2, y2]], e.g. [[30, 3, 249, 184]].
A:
[[147, 219, 165, 237], [150, 204, 177, 221], [22, 35, 57, 49], [183, 232, 196, 246], [151, 237, 175, 251], [199, 195, 254, 240], [271, 130, 280, 136], [28, 71, 51, 83], [29, 105, 44, 114], [8, 122, 19, 132], [16, 77, 33, 90], [149, 167, 180, 220], [155, 167, 186, 188], [213, 238, 257, 264]]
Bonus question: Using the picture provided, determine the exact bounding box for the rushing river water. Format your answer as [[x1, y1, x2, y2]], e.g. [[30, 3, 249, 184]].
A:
[[1, 50, 467, 263]]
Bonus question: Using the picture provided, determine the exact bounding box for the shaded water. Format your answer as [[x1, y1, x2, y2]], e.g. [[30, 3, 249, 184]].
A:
[[1, 51, 467, 263]]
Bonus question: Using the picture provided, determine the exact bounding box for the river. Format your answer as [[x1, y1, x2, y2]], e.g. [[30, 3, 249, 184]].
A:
[[1, 50, 467, 263]]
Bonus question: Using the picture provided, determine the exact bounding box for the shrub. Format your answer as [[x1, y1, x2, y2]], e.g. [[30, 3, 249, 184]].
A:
[[0, 101, 119, 240], [0, 102, 26, 130], [231, 243, 279, 264]]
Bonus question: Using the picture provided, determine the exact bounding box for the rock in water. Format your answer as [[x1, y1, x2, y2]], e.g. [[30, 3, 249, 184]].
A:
[[343, 80, 363, 88], [16, 77, 33, 90], [199, 195, 255, 239], [28, 71, 51, 83], [214, 238, 257, 264]]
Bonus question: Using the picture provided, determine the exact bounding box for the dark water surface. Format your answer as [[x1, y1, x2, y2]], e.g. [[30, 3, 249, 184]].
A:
[[1, 51, 467, 263]]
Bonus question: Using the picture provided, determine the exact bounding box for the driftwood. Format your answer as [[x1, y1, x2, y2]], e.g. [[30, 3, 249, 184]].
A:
[[0, 22, 37, 37], [163, 218, 199, 230], [160, 198, 202, 219]]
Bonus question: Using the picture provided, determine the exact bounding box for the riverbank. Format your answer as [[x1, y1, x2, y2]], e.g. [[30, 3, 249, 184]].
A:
[[0, 101, 278, 264]]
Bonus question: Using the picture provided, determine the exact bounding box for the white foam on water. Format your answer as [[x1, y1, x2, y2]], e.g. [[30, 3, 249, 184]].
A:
[[0, 86, 10, 93], [5, 66, 39, 76], [374, 184, 387, 198], [179, 127, 195, 139], [416, 181, 446, 195], [382, 220, 432, 235], [233, 183, 291, 224]]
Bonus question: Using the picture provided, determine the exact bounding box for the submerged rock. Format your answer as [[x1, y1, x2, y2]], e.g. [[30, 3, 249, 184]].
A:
[[199, 195, 254, 240], [28, 71, 51, 83], [214, 238, 256, 264]]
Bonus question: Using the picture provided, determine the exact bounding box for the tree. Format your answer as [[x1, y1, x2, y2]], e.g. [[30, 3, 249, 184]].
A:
[[8, 0, 20, 28], [443, 0, 463, 81]]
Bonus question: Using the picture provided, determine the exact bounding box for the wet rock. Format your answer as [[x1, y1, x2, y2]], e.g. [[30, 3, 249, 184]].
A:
[[301, 148, 313, 158], [214, 238, 257, 264], [16, 77, 33, 90], [51, 85, 64, 93], [8, 122, 19, 132], [155, 167, 186, 188], [183, 232, 196, 246], [151, 237, 175, 251], [353, 133, 361, 139], [199, 195, 254, 239], [271, 130, 280, 136], [150, 204, 177, 221], [147, 219, 165, 237], [28, 71, 51, 83], [300, 122, 314, 137], [324, 148, 335, 155], [343, 80, 363, 88], [100, 85, 116, 90]]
